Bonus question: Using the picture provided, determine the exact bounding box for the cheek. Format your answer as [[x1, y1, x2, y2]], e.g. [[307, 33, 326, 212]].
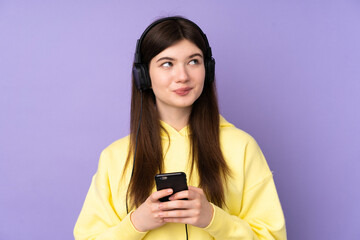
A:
[[197, 66, 206, 82], [149, 69, 162, 88], [150, 72, 170, 99], [196, 68, 206, 88], [151, 74, 168, 90]]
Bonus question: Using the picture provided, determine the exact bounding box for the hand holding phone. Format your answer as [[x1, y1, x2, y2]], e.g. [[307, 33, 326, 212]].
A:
[[155, 172, 188, 202], [135, 174, 213, 229]]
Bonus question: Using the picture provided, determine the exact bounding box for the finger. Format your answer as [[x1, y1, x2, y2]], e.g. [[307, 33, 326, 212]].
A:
[[159, 199, 192, 210], [169, 190, 190, 200], [149, 189, 173, 202], [171, 187, 202, 200], [188, 186, 204, 194], [159, 209, 197, 218], [163, 217, 190, 224]]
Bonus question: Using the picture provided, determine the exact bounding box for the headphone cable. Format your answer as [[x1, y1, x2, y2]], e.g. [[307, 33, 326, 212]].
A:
[[125, 91, 189, 240], [126, 90, 143, 214]]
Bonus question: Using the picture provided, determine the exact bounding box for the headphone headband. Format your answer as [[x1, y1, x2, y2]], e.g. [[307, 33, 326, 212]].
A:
[[132, 16, 215, 91], [134, 16, 213, 64]]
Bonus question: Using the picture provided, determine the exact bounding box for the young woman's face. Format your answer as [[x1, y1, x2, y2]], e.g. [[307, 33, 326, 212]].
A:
[[149, 39, 206, 115]]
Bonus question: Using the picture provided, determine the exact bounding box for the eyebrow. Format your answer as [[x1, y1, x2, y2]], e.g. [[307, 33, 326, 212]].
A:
[[156, 53, 203, 63], [156, 57, 174, 63]]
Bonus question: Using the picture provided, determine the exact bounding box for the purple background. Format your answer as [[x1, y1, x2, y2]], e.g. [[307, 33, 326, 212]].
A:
[[1, 0, 359, 239]]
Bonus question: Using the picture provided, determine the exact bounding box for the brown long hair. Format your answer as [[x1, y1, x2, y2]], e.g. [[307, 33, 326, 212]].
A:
[[125, 17, 231, 209]]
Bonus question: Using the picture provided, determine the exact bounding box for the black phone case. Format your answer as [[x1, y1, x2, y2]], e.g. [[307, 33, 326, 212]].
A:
[[155, 172, 188, 202]]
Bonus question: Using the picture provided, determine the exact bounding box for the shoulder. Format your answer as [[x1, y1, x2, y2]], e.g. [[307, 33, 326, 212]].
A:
[[97, 135, 131, 170], [219, 115, 265, 166], [219, 115, 271, 176], [102, 135, 131, 156], [219, 115, 256, 147]]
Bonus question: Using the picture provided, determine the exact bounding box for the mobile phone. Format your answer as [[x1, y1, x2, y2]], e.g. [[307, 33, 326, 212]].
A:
[[155, 172, 188, 202]]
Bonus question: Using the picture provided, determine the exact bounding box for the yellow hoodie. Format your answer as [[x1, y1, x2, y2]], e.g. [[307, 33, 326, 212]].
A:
[[74, 116, 286, 239]]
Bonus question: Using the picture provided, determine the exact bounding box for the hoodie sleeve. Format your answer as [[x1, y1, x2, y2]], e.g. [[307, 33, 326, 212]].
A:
[[204, 137, 287, 240], [73, 150, 147, 240]]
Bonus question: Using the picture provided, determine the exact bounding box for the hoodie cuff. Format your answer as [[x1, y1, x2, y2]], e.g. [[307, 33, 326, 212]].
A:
[[203, 203, 253, 238], [110, 211, 147, 239]]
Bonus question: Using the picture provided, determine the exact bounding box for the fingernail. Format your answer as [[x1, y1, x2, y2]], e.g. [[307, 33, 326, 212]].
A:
[[167, 189, 173, 193]]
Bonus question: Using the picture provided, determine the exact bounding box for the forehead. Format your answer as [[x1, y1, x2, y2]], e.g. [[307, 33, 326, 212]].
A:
[[153, 39, 203, 59]]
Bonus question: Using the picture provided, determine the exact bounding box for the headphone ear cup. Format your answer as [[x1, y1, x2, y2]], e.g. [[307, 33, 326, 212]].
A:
[[205, 57, 215, 83], [132, 63, 151, 90]]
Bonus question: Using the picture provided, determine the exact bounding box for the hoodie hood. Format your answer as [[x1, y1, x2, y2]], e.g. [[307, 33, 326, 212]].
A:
[[160, 115, 234, 139], [219, 115, 234, 129]]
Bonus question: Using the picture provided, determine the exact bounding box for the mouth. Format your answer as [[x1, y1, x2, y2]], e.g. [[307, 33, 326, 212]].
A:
[[174, 87, 192, 96]]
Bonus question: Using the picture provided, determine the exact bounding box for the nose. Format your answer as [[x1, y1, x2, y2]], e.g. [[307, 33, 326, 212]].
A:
[[175, 65, 190, 83]]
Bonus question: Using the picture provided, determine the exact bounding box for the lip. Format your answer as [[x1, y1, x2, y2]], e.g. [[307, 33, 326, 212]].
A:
[[174, 87, 192, 96]]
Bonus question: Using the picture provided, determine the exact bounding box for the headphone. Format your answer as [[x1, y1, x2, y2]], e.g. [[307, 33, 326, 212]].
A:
[[132, 16, 216, 91]]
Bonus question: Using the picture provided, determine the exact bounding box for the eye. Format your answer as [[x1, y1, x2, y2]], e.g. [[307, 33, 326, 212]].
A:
[[161, 62, 173, 68], [189, 59, 199, 65]]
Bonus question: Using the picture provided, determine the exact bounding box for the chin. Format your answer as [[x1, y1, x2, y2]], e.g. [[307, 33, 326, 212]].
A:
[[174, 101, 196, 109]]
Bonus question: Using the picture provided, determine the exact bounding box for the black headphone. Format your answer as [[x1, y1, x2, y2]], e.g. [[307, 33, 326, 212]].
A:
[[132, 16, 215, 91]]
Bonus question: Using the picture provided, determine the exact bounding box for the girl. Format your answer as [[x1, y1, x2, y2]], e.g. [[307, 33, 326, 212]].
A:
[[74, 16, 286, 240]]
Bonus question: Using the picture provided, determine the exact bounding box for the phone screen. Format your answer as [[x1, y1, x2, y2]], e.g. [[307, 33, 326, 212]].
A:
[[155, 172, 188, 202]]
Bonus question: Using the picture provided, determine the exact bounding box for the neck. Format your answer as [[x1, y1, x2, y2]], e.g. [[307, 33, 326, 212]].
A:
[[157, 106, 191, 131]]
